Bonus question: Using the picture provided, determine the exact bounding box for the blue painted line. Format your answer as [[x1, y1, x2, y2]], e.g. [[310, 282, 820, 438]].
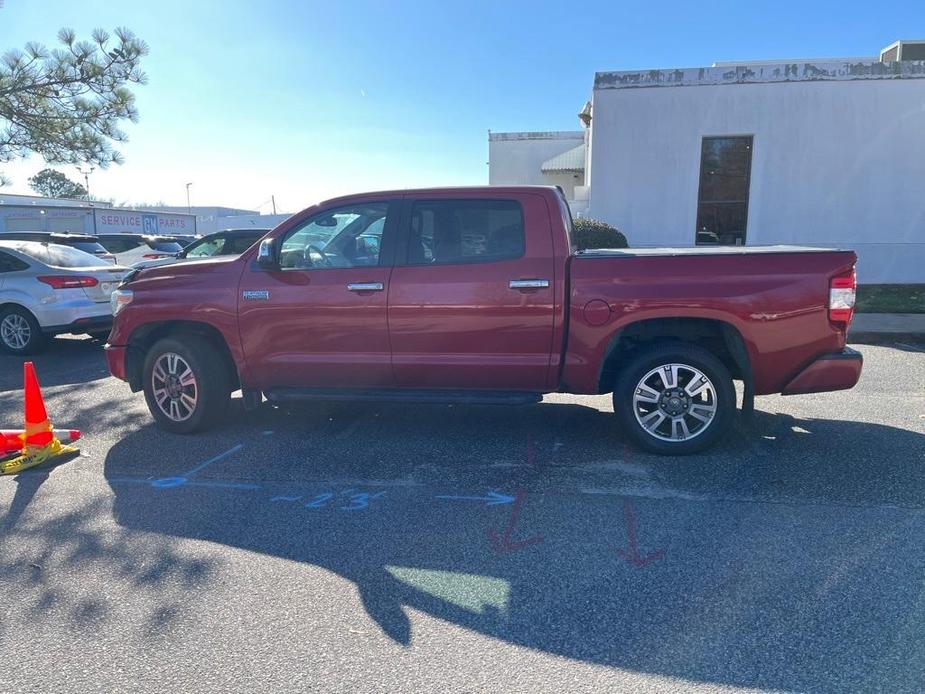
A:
[[107, 476, 259, 491], [434, 491, 516, 506], [182, 443, 244, 477], [108, 477, 155, 486], [183, 480, 260, 490], [152, 476, 188, 489]]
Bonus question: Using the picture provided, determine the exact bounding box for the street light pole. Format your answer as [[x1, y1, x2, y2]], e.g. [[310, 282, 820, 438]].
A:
[[77, 165, 94, 199], [186, 182, 193, 213]]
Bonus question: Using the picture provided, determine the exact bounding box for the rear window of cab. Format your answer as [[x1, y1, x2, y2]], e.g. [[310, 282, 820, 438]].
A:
[[13, 242, 105, 268]]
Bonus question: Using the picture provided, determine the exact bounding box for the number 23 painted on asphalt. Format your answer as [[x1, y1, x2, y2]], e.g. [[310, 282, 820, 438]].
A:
[[304, 491, 385, 511]]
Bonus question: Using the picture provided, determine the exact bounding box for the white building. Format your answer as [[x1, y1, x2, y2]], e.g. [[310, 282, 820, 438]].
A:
[[489, 40, 925, 283], [0, 193, 196, 236], [140, 206, 293, 235]]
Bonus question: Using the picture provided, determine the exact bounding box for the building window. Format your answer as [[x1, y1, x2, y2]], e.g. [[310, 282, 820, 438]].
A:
[[695, 136, 753, 246]]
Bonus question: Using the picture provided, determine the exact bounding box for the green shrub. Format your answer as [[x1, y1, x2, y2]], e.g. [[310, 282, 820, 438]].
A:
[[572, 218, 628, 250]]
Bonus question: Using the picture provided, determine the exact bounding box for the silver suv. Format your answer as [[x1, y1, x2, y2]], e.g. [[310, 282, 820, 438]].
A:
[[0, 240, 128, 354]]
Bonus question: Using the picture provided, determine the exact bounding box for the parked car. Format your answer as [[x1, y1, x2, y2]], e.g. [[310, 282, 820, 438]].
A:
[[0, 231, 116, 263], [0, 240, 128, 354], [131, 228, 269, 270], [106, 186, 862, 455], [96, 234, 185, 266]]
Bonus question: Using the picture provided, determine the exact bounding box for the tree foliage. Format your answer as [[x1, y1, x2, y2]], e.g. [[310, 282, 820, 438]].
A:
[[28, 167, 87, 198], [0, 27, 148, 184], [572, 217, 629, 250]]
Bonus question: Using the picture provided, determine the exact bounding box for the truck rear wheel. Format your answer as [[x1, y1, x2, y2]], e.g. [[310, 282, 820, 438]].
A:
[[613, 343, 735, 455], [142, 336, 230, 434]]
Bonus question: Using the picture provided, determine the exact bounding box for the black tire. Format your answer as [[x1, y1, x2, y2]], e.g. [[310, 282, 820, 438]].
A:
[[0, 305, 46, 355], [142, 335, 231, 434], [613, 342, 735, 455]]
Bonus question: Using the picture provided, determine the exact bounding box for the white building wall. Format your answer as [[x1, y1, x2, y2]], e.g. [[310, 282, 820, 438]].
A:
[[589, 77, 925, 283], [198, 212, 292, 235], [488, 131, 584, 185]]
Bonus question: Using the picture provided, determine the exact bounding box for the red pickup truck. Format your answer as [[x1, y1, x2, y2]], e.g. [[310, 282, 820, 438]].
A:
[[106, 186, 862, 454]]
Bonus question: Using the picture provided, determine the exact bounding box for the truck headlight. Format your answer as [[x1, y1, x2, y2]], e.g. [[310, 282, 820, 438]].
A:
[[111, 288, 134, 316]]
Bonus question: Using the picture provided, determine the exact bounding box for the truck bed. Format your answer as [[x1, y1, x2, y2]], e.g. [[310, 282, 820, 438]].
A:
[[563, 246, 857, 396], [577, 245, 847, 258]]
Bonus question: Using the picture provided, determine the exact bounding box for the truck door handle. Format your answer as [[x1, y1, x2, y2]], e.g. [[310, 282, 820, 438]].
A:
[[509, 279, 550, 290], [346, 282, 384, 292]]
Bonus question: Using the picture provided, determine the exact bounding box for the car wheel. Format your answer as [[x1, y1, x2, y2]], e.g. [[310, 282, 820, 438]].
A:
[[142, 335, 230, 434], [0, 306, 46, 355], [613, 342, 735, 455]]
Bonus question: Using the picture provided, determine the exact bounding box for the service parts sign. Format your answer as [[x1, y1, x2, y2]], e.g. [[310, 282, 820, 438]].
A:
[[94, 210, 195, 234]]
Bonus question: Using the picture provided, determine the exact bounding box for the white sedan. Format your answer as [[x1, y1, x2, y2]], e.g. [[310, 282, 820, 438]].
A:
[[0, 240, 129, 354]]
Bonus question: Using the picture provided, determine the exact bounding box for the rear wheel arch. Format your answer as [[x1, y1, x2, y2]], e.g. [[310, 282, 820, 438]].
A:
[[126, 320, 240, 393], [597, 317, 751, 394]]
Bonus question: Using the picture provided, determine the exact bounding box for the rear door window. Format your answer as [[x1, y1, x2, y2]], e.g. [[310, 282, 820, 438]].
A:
[[0, 250, 30, 273], [70, 241, 108, 255], [15, 243, 103, 268], [99, 237, 144, 254], [184, 236, 226, 257], [147, 240, 184, 253], [405, 199, 525, 265], [226, 235, 263, 254]]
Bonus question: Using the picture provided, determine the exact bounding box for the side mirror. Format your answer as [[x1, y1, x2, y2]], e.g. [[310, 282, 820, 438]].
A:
[[256, 238, 278, 270]]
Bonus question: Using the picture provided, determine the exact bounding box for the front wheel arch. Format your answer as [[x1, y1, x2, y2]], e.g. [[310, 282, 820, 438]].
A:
[[127, 320, 240, 393]]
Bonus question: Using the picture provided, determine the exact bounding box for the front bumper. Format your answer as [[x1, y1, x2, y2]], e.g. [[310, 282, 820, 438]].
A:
[[105, 344, 128, 382], [782, 347, 863, 395]]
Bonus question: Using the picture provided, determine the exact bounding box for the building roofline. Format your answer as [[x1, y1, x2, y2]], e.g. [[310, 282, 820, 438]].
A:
[[594, 60, 925, 90], [488, 130, 584, 142]]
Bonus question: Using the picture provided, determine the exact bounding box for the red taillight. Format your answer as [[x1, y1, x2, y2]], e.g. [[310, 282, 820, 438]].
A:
[[829, 269, 857, 326], [37, 275, 99, 290]]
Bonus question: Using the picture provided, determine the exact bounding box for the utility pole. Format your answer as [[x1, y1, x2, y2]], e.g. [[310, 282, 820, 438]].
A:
[[271, 195, 276, 215], [186, 182, 193, 213], [77, 165, 94, 198]]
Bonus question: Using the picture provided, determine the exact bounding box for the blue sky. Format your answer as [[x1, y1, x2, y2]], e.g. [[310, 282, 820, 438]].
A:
[[2, 0, 922, 212]]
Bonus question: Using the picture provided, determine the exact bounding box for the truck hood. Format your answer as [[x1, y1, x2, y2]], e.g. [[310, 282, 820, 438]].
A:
[[128, 254, 242, 286]]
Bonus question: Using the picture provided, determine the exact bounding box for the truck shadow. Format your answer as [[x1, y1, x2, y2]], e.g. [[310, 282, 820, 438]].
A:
[[0, 336, 110, 390], [100, 401, 925, 692]]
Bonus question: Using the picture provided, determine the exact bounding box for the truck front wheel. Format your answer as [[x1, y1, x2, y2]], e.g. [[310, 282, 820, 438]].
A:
[[142, 336, 230, 434], [613, 343, 735, 455]]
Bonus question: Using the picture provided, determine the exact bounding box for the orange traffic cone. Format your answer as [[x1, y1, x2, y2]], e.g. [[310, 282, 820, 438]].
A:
[[1, 362, 80, 475], [1, 429, 80, 457]]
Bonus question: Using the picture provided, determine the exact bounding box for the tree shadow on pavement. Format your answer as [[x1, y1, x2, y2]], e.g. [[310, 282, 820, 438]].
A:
[[98, 400, 925, 692], [0, 492, 218, 647]]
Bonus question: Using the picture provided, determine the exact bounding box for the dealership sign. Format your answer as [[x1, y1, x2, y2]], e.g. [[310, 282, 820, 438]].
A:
[[94, 210, 195, 235]]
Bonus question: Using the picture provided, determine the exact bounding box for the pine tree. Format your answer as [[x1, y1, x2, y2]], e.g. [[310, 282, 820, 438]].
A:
[[0, 27, 148, 185]]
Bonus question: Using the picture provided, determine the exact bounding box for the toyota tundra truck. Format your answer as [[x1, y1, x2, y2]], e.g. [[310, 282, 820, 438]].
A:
[[105, 186, 862, 454]]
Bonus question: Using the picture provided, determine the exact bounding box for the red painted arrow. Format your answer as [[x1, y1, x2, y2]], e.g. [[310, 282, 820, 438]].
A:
[[487, 488, 545, 555], [617, 497, 664, 568]]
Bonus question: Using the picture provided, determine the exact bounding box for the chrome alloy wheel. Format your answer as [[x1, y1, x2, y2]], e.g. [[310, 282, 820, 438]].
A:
[[632, 363, 718, 442], [151, 352, 199, 422], [1, 313, 31, 350]]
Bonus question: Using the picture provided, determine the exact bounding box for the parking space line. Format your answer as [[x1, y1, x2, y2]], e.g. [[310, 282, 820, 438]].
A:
[[896, 342, 925, 353], [183, 443, 244, 477]]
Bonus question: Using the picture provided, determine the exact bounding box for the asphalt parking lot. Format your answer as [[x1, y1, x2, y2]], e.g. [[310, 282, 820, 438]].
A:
[[1, 338, 923, 693]]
